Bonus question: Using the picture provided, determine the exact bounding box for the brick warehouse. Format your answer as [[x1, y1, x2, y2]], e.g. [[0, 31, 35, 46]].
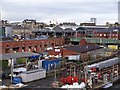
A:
[[0, 37, 64, 54], [48, 43, 104, 62]]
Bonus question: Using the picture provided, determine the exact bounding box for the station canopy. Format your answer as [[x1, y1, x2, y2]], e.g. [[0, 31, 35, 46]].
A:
[[85, 57, 120, 69], [0, 52, 40, 60]]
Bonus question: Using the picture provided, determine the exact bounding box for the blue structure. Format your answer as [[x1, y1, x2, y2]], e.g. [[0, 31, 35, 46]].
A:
[[30, 55, 40, 59], [42, 59, 60, 71], [12, 77, 22, 84]]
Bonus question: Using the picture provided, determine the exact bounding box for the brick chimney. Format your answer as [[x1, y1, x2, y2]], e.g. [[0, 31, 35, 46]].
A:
[[79, 39, 87, 46]]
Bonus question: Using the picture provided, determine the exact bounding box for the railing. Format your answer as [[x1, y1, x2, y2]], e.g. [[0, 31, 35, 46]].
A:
[[70, 37, 120, 44]]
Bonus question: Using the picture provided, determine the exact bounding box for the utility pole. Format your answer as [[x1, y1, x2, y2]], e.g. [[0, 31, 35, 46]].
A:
[[70, 65, 71, 76], [11, 58, 14, 83], [26, 58, 28, 71], [74, 66, 76, 76]]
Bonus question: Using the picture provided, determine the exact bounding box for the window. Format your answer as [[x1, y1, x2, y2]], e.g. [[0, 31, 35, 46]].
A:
[[100, 34, 102, 36], [29, 46, 31, 51], [22, 47, 25, 52]]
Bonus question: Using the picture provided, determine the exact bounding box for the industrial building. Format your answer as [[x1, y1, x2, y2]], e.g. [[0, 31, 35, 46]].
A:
[[0, 37, 64, 54], [85, 57, 120, 87], [48, 42, 104, 62], [0, 26, 13, 37], [1, 52, 46, 83]]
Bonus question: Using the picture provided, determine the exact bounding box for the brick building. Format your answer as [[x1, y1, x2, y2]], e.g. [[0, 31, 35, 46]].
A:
[[93, 28, 120, 39], [0, 37, 64, 54], [80, 22, 96, 26], [48, 40, 103, 62]]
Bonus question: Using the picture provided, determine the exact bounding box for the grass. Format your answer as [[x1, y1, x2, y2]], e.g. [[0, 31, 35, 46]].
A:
[[0, 60, 9, 70]]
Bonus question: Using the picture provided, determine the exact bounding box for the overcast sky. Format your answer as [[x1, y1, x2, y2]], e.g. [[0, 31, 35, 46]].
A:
[[1, 0, 120, 24]]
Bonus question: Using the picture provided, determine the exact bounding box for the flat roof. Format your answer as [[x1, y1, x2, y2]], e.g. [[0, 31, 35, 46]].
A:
[[0, 52, 40, 60]]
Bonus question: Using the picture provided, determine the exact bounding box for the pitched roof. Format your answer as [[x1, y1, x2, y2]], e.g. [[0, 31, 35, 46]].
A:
[[65, 44, 103, 53], [64, 28, 74, 32], [76, 27, 86, 31], [53, 25, 64, 31]]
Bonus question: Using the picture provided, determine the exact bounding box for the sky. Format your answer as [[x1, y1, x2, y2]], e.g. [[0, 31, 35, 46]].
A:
[[1, 0, 120, 24]]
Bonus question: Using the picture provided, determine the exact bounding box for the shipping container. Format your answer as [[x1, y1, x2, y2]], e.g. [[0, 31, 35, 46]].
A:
[[20, 68, 46, 83], [42, 59, 60, 71]]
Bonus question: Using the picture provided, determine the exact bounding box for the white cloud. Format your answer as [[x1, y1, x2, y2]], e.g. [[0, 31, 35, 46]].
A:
[[2, 0, 120, 2], [2, 0, 120, 24]]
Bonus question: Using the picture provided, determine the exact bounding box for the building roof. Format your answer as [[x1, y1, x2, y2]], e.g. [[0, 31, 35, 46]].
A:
[[64, 28, 75, 33], [0, 52, 40, 60], [76, 27, 86, 31], [94, 27, 120, 33], [59, 22, 77, 26], [12, 25, 31, 30], [53, 25, 64, 31], [85, 57, 119, 69], [65, 44, 103, 53]]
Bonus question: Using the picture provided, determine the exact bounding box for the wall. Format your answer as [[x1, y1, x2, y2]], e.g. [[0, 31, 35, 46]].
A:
[[5, 27, 13, 37], [42, 59, 60, 71], [48, 48, 79, 57], [94, 32, 120, 39], [1, 37, 64, 54]]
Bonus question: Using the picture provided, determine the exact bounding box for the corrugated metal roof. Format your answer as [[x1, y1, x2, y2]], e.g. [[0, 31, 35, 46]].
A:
[[0, 52, 40, 60], [86, 57, 119, 69]]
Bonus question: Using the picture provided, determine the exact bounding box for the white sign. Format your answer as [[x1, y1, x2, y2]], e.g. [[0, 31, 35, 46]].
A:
[[55, 49, 60, 52]]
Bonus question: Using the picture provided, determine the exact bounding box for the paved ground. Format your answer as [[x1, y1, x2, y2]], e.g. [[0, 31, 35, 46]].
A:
[[2, 75, 61, 88], [24, 76, 55, 88], [108, 81, 120, 90]]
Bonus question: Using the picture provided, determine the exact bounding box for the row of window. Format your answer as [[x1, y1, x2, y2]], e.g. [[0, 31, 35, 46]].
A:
[[95, 34, 118, 37]]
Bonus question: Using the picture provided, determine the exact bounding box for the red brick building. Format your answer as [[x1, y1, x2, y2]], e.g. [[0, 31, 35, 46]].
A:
[[48, 44, 103, 62], [0, 37, 64, 54], [93, 28, 120, 39]]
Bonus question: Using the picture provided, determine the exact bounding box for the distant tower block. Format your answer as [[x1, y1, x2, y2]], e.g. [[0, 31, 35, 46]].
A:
[[90, 18, 97, 24], [118, 1, 120, 23]]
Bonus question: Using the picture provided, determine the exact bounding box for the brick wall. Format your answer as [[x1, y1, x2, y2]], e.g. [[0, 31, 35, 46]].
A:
[[1, 37, 65, 54], [48, 48, 78, 57]]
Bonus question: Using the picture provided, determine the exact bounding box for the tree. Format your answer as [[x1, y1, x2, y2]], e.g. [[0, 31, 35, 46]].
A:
[[115, 22, 119, 26]]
